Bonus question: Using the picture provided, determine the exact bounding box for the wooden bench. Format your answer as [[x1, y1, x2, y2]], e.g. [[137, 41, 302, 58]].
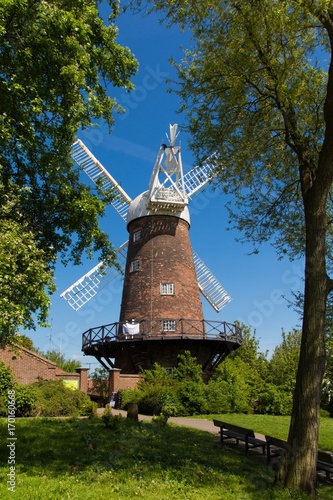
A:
[[213, 420, 266, 456], [266, 436, 333, 480], [317, 450, 333, 479], [265, 435, 290, 464]]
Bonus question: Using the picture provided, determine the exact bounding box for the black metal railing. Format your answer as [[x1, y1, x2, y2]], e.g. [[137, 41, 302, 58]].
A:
[[82, 319, 242, 351]]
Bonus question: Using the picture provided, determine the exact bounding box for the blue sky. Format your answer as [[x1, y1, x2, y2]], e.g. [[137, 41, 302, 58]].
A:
[[29, 6, 303, 370]]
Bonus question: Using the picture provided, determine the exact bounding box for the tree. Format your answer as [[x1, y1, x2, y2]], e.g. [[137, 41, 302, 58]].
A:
[[0, 0, 138, 343], [43, 350, 81, 373], [173, 350, 203, 383], [0, 187, 55, 346], [256, 329, 301, 415], [90, 367, 110, 406], [132, 0, 333, 494], [269, 329, 301, 392]]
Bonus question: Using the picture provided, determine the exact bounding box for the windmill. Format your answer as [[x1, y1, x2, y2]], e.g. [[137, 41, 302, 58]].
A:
[[61, 125, 242, 375]]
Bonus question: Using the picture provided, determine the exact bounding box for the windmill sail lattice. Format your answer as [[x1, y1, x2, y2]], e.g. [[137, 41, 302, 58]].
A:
[[193, 251, 232, 312], [71, 140, 131, 221], [60, 242, 128, 311], [183, 153, 217, 198]]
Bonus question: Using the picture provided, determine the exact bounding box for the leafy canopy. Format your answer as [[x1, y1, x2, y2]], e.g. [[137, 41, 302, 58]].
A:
[[137, 0, 333, 260], [0, 0, 138, 341]]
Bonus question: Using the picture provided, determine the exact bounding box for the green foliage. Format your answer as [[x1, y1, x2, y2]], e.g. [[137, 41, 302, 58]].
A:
[[173, 351, 203, 383], [0, 361, 14, 415], [43, 350, 81, 373], [0, 187, 55, 344], [268, 330, 301, 390], [209, 359, 252, 414], [102, 407, 126, 429], [89, 367, 110, 406], [178, 380, 207, 414], [32, 379, 92, 417], [11, 334, 34, 350], [139, 384, 183, 416], [0, 361, 13, 392], [0, 0, 138, 343], [256, 384, 293, 416], [120, 327, 330, 417], [140, 362, 172, 384], [88, 401, 98, 419], [268, 329, 300, 406], [120, 387, 143, 408], [9, 385, 38, 417]]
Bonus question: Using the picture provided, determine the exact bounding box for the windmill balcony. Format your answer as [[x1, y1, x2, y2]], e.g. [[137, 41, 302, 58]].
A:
[[82, 319, 242, 352]]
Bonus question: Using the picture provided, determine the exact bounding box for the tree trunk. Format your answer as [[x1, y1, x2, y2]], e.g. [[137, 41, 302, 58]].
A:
[[276, 192, 327, 495]]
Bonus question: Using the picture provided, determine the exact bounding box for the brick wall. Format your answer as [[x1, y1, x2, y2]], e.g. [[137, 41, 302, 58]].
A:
[[108, 369, 142, 395], [120, 215, 204, 324], [0, 345, 83, 389]]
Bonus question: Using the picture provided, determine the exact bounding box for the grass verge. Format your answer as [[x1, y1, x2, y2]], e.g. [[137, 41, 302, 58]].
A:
[[199, 414, 333, 452], [0, 416, 331, 499]]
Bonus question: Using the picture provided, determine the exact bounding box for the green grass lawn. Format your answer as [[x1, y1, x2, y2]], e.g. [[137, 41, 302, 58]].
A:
[[200, 414, 333, 452], [0, 415, 331, 499]]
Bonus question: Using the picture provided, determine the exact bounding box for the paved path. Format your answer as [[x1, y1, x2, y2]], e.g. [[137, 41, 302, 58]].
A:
[[108, 408, 217, 433], [108, 409, 266, 441]]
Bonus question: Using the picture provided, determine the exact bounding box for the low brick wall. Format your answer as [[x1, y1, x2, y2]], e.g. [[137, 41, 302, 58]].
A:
[[108, 369, 142, 395], [0, 345, 85, 390]]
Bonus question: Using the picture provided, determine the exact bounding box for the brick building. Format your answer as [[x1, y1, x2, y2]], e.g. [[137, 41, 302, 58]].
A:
[[0, 345, 88, 392]]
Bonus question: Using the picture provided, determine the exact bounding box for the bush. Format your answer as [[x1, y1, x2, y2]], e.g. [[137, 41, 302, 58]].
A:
[[204, 379, 233, 413], [120, 388, 143, 409], [32, 379, 92, 417], [205, 378, 251, 414], [138, 384, 183, 416], [0, 362, 13, 392], [255, 384, 292, 415], [178, 381, 207, 415], [11, 384, 38, 417]]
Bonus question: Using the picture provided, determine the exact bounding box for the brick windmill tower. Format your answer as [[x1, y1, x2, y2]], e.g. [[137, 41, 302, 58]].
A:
[[61, 125, 242, 377]]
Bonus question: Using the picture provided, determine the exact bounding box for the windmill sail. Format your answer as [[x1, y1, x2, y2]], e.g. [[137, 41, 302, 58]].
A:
[[71, 140, 132, 221], [193, 250, 232, 312], [183, 153, 217, 199], [60, 242, 128, 311], [62, 134, 232, 315]]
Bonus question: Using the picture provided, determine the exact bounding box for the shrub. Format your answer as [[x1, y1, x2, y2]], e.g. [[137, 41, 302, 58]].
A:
[[102, 405, 126, 429], [120, 388, 143, 409], [0, 363, 14, 416], [204, 379, 233, 413], [11, 384, 38, 417], [32, 379, 92, 417], [173, 351, 203, 383], [138, 384, 183, 416], [0, 362, 13, 392], [205, 378, 251, 414], [178, 381, 207, 415], [255, 384, 292, 415]]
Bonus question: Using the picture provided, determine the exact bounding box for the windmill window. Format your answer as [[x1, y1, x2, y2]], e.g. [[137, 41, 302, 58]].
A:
[[162, 319, 176, 331], [160, 283, 174, 295], [130, 259, 140, 272], [133, 230, 141, 242]]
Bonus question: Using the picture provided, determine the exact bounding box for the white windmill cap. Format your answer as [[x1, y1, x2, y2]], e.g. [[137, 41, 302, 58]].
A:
[[126, 191, 191, 227]]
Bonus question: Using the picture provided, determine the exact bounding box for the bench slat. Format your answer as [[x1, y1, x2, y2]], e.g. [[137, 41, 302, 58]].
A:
[[214, 420, 332, 478], [213, 420, 266, 456]]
